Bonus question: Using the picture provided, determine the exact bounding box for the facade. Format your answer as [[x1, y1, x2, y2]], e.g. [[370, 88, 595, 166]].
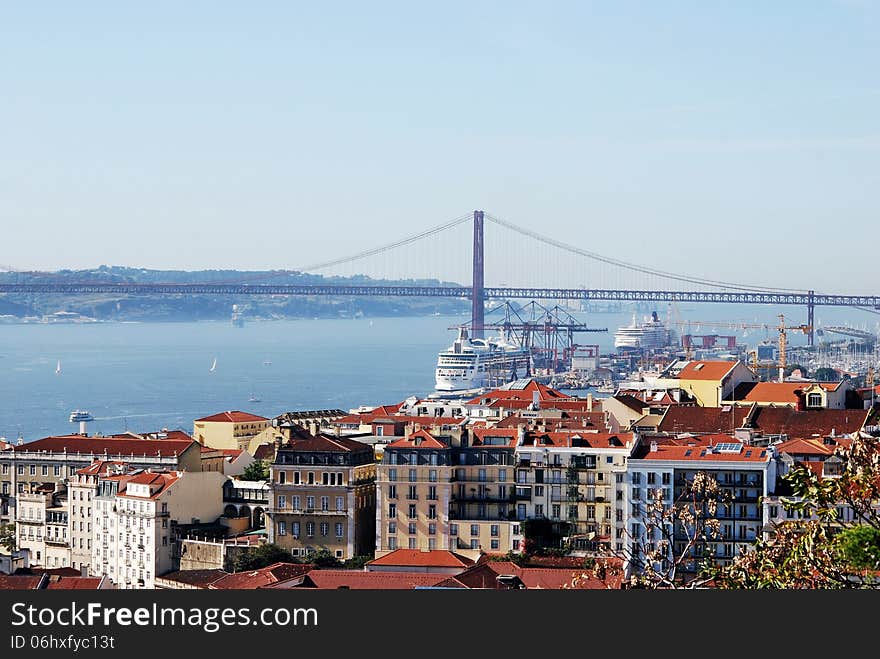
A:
[[725, 381, 853, 409], [666, 360, 757, 407], [267, 434, 376, 560], [15, 486, 69, 568], [68, 461, 130, 573], [192, 411, 269, 451], [625, 440, 776, 578], [222, 479, 269, 534], [0, 435, 201, 525], [515, 431, 635, 553], [92, 470, 226, 589]]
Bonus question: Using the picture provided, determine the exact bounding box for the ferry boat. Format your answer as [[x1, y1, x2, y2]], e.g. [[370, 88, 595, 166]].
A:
[[434, 327, 532, 392], [614, 311, 676, 351]]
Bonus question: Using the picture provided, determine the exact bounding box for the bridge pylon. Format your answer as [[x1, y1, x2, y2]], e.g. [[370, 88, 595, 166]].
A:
[[472, 210, 485, 338]]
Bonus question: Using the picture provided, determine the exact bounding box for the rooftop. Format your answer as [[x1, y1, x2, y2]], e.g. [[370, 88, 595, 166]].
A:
[[9, 435, 195, 457], [195, 411, 268, 423], [676, 361, 738, 381], [366, 549, 475, 569]]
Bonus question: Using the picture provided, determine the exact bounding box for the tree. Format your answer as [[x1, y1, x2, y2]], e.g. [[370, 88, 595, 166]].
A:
[[712, 435, 880, 589], [0, 523, 16, 553], [242, 460, 269, 481], [814, 367, 840, 382], [233, 543, 297, 571], [310, 549, 342, 568]]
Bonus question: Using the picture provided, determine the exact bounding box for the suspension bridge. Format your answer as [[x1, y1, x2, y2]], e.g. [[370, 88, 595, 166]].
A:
[[3, 210, 878, 346]]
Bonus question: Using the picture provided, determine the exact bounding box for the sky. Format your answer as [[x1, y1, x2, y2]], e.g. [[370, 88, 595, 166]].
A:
[[1, 1, 878, 293]]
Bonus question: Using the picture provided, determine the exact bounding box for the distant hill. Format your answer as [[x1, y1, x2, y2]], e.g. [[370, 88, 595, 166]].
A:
[[0, 266, 469, 321]]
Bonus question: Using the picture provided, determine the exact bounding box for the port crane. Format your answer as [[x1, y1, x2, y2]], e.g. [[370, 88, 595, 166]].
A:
[[672, 314, 812, 381]]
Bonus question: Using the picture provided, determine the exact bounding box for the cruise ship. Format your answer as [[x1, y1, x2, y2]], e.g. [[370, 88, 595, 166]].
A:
[[434, 327, 532, 392], [614, 311, 676, 351]]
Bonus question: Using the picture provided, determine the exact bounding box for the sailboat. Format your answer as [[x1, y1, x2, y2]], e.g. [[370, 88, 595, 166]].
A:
[[209, 357, 217, 373], [248, 391, 261, 403], [55, 360, 62, 375]]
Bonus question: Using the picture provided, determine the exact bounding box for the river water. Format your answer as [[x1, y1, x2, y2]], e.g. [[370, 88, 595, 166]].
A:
[[0, 304, 875, 441]]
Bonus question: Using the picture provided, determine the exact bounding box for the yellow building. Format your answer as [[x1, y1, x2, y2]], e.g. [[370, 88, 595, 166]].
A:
[[674, 360, 756, 407], [192, 411, 269, 451]]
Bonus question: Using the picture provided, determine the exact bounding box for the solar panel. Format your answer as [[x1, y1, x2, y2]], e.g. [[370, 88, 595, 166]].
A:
[[714, 442, 743, 453]]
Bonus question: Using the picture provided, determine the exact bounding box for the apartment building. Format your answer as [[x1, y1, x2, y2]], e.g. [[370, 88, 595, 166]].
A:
[[192, 411, 269, 451], [68, 461, 131, 573], [267, 434, 376, 560], [15, 485, 69, 569], [0, 435, 201, 525], [92, 470, 226, 589], [515, 431, 635, 553], [625, 439, 776, 578]]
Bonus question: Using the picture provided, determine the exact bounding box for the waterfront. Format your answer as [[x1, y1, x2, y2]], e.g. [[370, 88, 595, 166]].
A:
[[1, 304, 876, 441]]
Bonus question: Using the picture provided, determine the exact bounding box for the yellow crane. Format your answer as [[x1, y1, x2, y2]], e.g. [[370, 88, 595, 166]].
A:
[[673, 315, 812, 381]]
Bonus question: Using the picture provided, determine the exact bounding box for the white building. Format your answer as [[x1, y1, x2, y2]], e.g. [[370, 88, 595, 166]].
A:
[[91, 470, 226, 589], [15, 485, 69, 569], [68, 460, 131, 573]]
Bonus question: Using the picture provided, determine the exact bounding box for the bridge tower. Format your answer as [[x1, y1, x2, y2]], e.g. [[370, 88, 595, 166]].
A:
[[472, 210, 485, 338], [807, 290, 815, 347]]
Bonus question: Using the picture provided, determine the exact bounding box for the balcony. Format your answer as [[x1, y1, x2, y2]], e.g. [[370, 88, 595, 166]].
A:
[[267, 507, 346, 516], [45, 537, 68, 547]]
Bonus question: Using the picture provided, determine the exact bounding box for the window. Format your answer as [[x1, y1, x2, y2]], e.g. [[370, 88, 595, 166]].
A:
[[322, 472, 329, 485], [307, 472, 314, 485], [293, 472, 300, 484], [388, 522, 397, 534], [408, 485, 418, 500], [428, 523, 436, 535], [306, 522, 315, 537], [292, 522, 300, 538], [470, 524, 479, 536], [409, 469, 417, 483], [336, 496, 344, 511], [498, 469, 507, 482], [429, 469, 437, 482], [277, 471, 286, 484], [306, 496, 315, 510], [490, 524, 499, 537], [389, 503, 396, 518], [277, 521, 287, 536], [408, 522, 417, 535], [388, 537, 397, 550], [517, 504, 527, 520], [807, 393, 822, 408], [409, 538, 418, 549], [321, 496, 329, 511], [632, 488, 641, 501], [470, 539, 479, 550], [535, 485, 544, 497], [335, 523, 344, 538], [388, 468, 397, 482], [478, 468, 487, 482], [428, 505, 437, 520], [292, 496, 301, 510], [569, 505, 578, 519], [662, 472, 671, 485], [552, 504, 561, 518], [450, 524, 458, 536], [320, 522, 329, 536], [535, 504, 543, 517], [632, 472, 641, 484], [426, 485, 437, 501], [29, 465, 36, 476], [769, 505, 779, 518], [162, 537, 167, 547], [408, 504, 417, 519], [428, 538, 437, 550], [41, 465, 48, 476], [647, 472, 656, 484], [491, 539, 499, 550], [277, 495, 286, 509]]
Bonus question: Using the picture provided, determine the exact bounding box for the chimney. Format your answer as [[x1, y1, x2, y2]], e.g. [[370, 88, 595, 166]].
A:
[[649, 441, 658, 453], [587, 393, 594, 412], [308, 421, 318, 436], [516, 424, 525, 446], [532, 390, 540, 410], [80, 564, 89, 578]]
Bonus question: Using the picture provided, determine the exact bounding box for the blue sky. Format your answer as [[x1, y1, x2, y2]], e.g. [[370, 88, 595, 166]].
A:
[[1, 1, 878, 292]]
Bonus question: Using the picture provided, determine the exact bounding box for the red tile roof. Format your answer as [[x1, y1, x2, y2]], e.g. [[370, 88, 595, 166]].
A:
[[634, 442, 771, 462], [739, 382, 843, 404], [449, 561, 624, 590], [749, 407, 869, 438], [495, 412, 607, 431], [465, 380, 568, 405], [471, 428, 519, 447], [0, 576, 43, 590], [119, 471, 180, 499], [43, 576, 104, 590], [195, 411, 268, 423], [521, 431, 633, 449], [210, 563, 313, 589], [75, 460, 130, 476], [385, 430, 448, 449], [657, 407, 750, 434], [677, 361, 738, 381], [367, 549, 475, 569], [282, 435, 373, 453], [11, 436, 196, 457], [774, 437, 850, 456], [157, 569, 227, 588], [286, 570, 451, 590]]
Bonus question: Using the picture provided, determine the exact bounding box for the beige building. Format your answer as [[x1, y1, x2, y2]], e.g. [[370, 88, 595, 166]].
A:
[[92, 470, 227, 589], [1, 435, 201, 525], [659, 360, 756, 407], [68, 461, 131, 573], [267, 434, 376, 561], [15, 485, 69, 569], [723, 380, 854, 409], [193, 411, 269, 451]]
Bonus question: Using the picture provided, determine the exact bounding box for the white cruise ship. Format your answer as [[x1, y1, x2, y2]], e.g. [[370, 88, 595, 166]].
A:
[[614, 312, 676, 351], [434, 327, 532, 392]]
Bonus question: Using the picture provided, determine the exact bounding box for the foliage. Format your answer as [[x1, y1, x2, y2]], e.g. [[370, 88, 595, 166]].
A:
[[342, 554, 374, 569], [489, 550, 528, 566], [814, 367, 840, 382], [233, 543, 296, 571], [242, 460, 270, 481], [309, 549, 342, 568], [711, 435, 880, 589], [0, 523, 16, 552]]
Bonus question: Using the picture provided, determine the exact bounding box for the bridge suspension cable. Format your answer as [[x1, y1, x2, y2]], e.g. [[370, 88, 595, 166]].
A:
[[294, 213, 472, 273], [484, 213, 806, 294]]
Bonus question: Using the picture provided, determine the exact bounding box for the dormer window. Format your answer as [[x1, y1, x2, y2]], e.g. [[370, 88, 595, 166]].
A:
[[807, 393, 822, 408]]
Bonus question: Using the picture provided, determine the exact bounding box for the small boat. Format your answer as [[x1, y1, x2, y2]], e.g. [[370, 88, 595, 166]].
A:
[[262, 360, 272, 366], [209, 357, 217, 373], [248, 394, 262, 403], [55, 360, 62, 375]]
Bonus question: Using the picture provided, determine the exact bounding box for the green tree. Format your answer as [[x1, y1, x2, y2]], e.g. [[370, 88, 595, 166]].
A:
[[712, 435, 880, 589], [310, 549, 342, 568], [233, 543, 297, 571], [342, 554, 374, 569], [814, 367, 840, 382], [242, 460, 269, 481], [0, 523, 16, 552]]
